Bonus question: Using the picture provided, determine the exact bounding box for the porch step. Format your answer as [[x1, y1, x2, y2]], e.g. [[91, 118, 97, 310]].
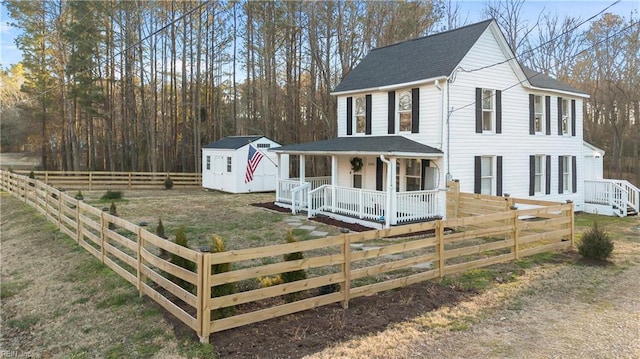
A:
[[627, 207, 638, 217]]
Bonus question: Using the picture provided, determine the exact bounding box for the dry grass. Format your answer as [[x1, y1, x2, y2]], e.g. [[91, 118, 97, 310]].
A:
[[306, 213, 640, 359]]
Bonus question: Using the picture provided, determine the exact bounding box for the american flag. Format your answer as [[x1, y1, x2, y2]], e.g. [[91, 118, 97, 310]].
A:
[[244, 144, 264, 183]]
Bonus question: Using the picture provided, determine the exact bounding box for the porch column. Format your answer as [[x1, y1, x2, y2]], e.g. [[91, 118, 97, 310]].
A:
[[299, 155, 306, 184], [331, 155, 338, 212], [389, 157, 397, 226]]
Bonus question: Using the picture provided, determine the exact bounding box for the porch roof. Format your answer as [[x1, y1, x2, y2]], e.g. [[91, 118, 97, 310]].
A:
[[270, 136, 443, 157]]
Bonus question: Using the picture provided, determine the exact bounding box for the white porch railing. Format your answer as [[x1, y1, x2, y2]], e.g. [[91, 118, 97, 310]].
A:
[[584, 179, 638, 217], [291, 182, 311, 215], [277, 177, 331, 204], [396, 190, 440, 224], [308, 185, 385, 221]]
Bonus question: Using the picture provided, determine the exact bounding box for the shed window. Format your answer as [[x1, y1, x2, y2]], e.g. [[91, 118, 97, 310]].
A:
[[257, 143, 270, 149], [226, 157, 232, 173], [206, 155, 211, 170]]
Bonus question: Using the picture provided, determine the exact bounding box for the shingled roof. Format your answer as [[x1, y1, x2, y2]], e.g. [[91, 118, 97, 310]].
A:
[[333, 19, 493, 93], [522, 67, 589, 95], [202, 136, 265, 150], [271, 136, 443, 156]]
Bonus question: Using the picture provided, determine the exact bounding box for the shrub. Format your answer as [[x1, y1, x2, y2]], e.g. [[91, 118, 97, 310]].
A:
[[75, 190, 84, 200], [578, 222, 614, 261], [169, 227, 195, 293], [101, 190, 123, 200], [164, 176, 173, 190], [108, 201, 118, 230], [156, 218, 168, 259], [257, 275, 283, 288], [281, 229, 307, 302], [28, 171, 35, 179], [210, 235, 235, 319]]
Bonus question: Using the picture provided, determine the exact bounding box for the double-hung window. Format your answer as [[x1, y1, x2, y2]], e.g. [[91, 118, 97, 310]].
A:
[[534, 155, 543, 193], [482, 89, 494, 132], [481, 156, 493, 195], [405, 159, 421, 191], [562, 156, 570, 193], [398, 90, 412, 132], [561, 99, 569, 135], [354, 96, 366, 134], [534, 95, 544, 133]]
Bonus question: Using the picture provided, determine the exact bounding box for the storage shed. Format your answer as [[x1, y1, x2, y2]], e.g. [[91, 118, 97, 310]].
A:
[[202, 136, 282, 193]]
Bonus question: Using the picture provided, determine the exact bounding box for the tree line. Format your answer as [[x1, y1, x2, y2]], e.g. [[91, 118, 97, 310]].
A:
[[1, 0, 638, 183]]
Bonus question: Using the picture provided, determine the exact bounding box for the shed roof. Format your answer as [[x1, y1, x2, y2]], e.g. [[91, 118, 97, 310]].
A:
[[271, 136, 443, 156], [333, 20, 493, 93], [522, 67, 589, 95], [202, 136, 265, 150]]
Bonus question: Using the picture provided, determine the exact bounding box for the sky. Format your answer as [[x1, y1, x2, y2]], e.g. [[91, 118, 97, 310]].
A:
[[0, 0, 638, 70]]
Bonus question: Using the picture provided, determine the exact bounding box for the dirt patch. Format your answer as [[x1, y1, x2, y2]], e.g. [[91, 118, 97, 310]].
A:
[[207, 282, 473, 358]]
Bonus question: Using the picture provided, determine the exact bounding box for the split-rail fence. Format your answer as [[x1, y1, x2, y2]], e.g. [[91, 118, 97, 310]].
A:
[[1, 171, 573, 343]]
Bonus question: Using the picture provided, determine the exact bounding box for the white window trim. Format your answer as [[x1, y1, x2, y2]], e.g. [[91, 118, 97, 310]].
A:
[[562, 156, 571, 193], [534, 95, 544, 134], [481, 156, 494, 195], [354, 95, 366, 134], [395, 158, 422, 192], [397, 90, 412, 133], [534, 155, 544, 194], [481, 89, 495, 133], [561, 99, 570, 135]]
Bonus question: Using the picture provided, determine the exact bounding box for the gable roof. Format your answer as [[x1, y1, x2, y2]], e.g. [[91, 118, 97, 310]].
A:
[[332, 19, 493, 94], [202, 136, 265, 150], [271, 136, 443, 156]]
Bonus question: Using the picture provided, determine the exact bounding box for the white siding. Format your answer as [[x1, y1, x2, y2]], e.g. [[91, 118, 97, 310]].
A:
[[445, 27, 585, 209]]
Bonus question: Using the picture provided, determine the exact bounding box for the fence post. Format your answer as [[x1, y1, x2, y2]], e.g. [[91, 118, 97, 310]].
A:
[[137, 227, 143, 296], [128, 172, 132, 188], [89, 172, 93, 190], [100, 211, 107, 264], [437, 220, 445, 278], [198, 251, 210, 343], [76, 200, 82, 243], [45, 185, 49, 219], [568, 202, 575, 248], [341, 233, 351, 309], [512, 209, 519, 260]]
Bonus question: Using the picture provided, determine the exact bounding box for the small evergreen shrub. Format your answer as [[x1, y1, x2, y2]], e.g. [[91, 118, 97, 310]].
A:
[[101, 190, 123, 200], [257, 275, 283, 288], [108, 201, 118, 230], [156, 218, 168, 258], [578, 222, 614, 261], [28, 171, 35, 179], [75, 190, 84, 200], [164, 176, 174, 190], [210, 235, 235, 319], [169, 227, 196, 293], [281, 229, 307, 302]]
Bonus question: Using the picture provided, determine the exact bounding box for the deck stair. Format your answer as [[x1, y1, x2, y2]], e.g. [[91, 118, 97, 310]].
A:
[[585, 179, 639, 217]]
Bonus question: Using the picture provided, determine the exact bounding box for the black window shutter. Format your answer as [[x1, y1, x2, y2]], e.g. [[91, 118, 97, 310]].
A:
[[572, 156, 577, 193], [529, 94, 535, 135], [557, 97, 563, 135], [545, 155, 551, 194], [376, 157, 383, 191], [474, 156, 481, 194], [365, 94, 372, 135], [346, 97, 353, 136], [558, 156, 564, 194], [571, 100, 576, 137], [388, 91, 395, 134], [411, 88, 420, 133], [529, 155, 535, 196], [495, 90, 502, 134], [496, 156, 503, 196], [475, 88, 482, 133], [545, 96, 551, 135], [420, 159, 429, 190]]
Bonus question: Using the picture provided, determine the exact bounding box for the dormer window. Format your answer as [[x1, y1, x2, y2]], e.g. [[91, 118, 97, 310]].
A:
[[354, 96, 366, 134], [398, 90, 412, 132]]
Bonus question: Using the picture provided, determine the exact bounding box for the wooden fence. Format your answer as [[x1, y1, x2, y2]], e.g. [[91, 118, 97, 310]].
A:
[[13, 170, 201, 189], [1, 170, 574, 343]]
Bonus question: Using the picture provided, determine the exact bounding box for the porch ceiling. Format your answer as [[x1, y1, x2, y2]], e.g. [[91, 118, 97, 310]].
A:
[[270, 136, 443, 158]]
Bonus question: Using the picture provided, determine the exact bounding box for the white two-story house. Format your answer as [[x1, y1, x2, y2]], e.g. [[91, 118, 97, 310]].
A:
[[271, 19, 638, 228]]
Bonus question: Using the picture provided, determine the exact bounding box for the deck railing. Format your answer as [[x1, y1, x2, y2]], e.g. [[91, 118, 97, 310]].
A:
[[585, 179, 631, 217], [396, 190, 440, 223]]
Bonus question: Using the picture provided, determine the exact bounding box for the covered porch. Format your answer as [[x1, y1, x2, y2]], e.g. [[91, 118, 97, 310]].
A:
[[270, 136, 446, 228]]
